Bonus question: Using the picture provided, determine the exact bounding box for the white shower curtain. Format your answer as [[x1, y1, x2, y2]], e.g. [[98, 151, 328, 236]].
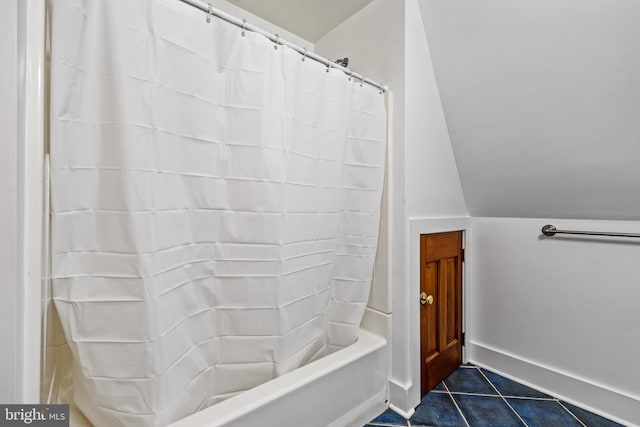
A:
[[49, 0, 387, 426]]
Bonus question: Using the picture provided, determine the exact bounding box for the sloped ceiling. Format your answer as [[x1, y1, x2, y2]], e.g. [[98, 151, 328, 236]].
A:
[[227, 0, 374, 42], [419, 0, 640, 220]]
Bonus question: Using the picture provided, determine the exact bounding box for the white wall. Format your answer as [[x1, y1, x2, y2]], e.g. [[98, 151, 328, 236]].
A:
[[217, 0, 374, 43], [0, 0, 19, 404], [420, 0, 640, 220], [407, 0, 467, 219], [468, 217, 640, 426], [210, 0, 312, 49]]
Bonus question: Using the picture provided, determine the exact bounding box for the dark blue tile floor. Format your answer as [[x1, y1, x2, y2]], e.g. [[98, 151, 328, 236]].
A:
[[365, 364, 626, 427]]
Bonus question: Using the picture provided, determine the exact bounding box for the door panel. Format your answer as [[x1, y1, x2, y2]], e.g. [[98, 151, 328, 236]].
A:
[[444, 258, 457, 345], [423, 262, 438, 363], [420, 232, 463, 396]]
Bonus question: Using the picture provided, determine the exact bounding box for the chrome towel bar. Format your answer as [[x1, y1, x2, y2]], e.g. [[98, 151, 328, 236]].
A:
[[541, 224, 640, 239]]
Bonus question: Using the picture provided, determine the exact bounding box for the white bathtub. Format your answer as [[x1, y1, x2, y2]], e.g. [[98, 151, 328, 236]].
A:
[[169, 326, 389, 427], [60, 316, 389, 427]]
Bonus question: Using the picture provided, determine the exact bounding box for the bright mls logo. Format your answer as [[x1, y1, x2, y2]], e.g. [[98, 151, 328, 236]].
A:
[[0, 405, 68, 426]]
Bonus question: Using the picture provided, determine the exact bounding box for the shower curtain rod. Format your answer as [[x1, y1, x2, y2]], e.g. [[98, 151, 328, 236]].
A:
[[178, 0, 388, 93]]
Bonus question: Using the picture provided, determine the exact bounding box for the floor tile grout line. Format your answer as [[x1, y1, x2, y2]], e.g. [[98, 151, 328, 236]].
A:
[[557, 401, 588, 427], [500, 395, 555, 401], [439, 389, 555, 401], [447, 391, 500, 398], [442, 380, 471, 427], [477, 366, 529, 427], [367, 422, 408, 427]]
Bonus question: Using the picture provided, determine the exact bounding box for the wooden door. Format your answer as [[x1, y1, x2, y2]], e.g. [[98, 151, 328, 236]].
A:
[[420, 231, 463, 396]]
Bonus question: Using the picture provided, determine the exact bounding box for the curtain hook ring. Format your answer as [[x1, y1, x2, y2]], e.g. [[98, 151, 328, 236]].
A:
[[301, 48, 307, 62], [326, 62, 331, 73], [206, 3, 213, 23], [241, 19, 246, 37], [360, 75, 365, 87], [348, 70, 354, 81], [274, 34, 280, 50]]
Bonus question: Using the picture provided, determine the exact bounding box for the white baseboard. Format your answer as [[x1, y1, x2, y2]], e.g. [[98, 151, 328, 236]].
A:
[[469, 341, 640, 427], [388, 403, 413, 421], [388, 379, 416, 419]]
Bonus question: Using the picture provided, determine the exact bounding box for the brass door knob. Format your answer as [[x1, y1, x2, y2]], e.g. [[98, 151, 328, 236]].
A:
[[420, 292, 434, 305]]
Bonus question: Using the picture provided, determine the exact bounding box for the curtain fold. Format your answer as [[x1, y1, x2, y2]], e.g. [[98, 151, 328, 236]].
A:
[[50, 0, 387, 425]]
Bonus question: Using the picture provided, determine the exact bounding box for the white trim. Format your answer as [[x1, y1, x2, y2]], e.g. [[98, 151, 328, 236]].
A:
[[469, 341, 640, 427], [388, 379, 415, 419], [388, 403, 414, 421], [407, 217, 471, 411], [42, 154, 51, 404], [19, 0, 46, 404], [384, 91, 394, 316]]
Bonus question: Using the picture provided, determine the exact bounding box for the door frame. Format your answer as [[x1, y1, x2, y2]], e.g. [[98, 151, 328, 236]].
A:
[[408, 217, 470, 408]]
